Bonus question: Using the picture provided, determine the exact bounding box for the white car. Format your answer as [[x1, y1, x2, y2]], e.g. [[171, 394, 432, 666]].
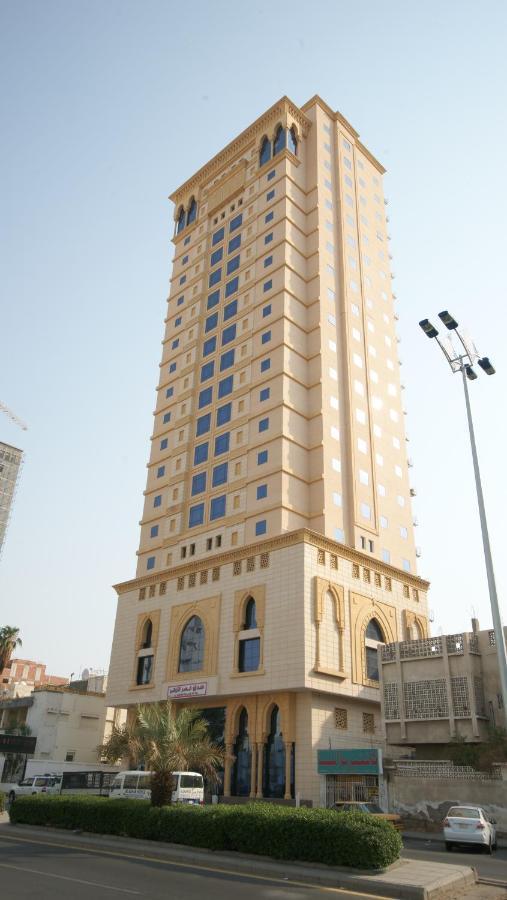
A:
[[6, 775, 60, 803], [443, 805, 497, 854]]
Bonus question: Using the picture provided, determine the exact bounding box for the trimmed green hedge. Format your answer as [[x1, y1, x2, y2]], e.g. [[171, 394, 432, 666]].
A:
[[9, 795, 401, 869]]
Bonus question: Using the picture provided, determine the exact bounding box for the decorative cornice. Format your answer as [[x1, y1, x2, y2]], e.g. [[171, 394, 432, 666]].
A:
[[113, 528, 430, 595]]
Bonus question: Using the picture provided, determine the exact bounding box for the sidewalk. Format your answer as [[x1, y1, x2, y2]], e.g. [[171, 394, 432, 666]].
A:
[[0, 820, 479, 900], [403, 831, 507, 851]]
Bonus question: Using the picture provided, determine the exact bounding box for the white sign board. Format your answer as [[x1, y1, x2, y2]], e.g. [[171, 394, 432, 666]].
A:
[[168, 682, 208, 700]]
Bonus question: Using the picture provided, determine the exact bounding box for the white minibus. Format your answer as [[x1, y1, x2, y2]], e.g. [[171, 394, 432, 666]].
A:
[[109, 770, 204, 805]]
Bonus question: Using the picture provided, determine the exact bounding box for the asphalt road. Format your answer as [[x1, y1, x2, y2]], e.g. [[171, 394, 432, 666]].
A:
[[402, 836, 507, 886], [0, 832, 391, 900]]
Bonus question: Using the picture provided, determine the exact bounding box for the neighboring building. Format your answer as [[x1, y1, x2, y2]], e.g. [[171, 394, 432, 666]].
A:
[[107, 95, 429, 807], [379, 620, 507, 752], [1, 657, 68, 689], [0, 441, 23, 557]]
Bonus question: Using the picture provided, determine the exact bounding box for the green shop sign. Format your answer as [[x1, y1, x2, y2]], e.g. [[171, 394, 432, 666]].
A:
[[317, 748, 382, 775]]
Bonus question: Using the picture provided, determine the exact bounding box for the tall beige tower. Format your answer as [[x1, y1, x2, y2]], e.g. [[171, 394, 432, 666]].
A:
[[107, 97, 429, 807]]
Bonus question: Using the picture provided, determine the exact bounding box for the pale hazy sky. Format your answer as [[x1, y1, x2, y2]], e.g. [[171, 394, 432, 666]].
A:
[[1, 0, 507, 678]]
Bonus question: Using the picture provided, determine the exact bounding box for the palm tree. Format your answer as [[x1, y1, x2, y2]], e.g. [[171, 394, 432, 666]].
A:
[[99, 702, 224, 807], [0, 627, 22, 671]]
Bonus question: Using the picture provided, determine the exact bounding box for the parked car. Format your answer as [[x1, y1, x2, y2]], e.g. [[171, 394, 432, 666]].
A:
[[332, 801, 403, 831], [6, 775, 60, 803], [443, 806, 497, 853], [109, 771, 204, 805]]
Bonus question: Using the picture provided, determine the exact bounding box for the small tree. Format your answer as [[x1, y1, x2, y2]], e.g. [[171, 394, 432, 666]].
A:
[[0, 627, 22, 672], [99, 702, 224, 807]]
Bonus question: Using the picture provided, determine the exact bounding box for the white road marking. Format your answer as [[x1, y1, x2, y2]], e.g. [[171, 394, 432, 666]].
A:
[[0, 860, 140, 894]]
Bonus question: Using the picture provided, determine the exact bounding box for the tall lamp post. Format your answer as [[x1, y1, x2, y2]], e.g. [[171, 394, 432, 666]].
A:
[[419, 311, 507, 717]]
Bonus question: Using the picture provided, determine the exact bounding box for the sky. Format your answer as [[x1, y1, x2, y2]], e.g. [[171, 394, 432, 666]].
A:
[[1, 0, 507, 678]]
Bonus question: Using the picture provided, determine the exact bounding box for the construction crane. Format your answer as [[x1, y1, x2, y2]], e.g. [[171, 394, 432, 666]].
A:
[[0, 401, 28, 431]]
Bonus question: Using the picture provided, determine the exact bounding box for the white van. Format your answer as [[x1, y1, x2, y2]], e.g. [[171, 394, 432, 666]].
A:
[[109, 771, 204, 805]]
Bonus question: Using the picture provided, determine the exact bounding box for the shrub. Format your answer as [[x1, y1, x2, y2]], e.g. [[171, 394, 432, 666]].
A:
[[10, 796, 401, 870], [0, 792, 5, 813]]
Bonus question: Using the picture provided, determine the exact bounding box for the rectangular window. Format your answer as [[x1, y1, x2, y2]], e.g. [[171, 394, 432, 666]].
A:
[[192, 472, 206, 495], [259, 418, 269, 433], [222, 324, 236, 345], [228, 234, 241, 253], [205, 312, 218, 332], [189, 503, 205, 527], [194, 442, 208, 465], [261, 330, 271, 344], [256, 484, 267, 500], [223, 299, 237, 320], [218, 375, 233, 398], [179, 275, 186, 285], [257, 450, 268, 465], [203, 336, 216, 356], [212, 462, 228, 487], [255, 520, 267, 536], [196, 413, 211, 436], [239, 637, 260, 672], [210, 247, 223, 267], [264, 232, 273, 244], [261, 358, 270, 372], [198, 387, 212, 408], [163, 412, 171, 424], [150, 525, 159, 538], [184, 235, 191, 245], [226, 254, 240, 274], [266, 190, 275, 201], [212, 226, 225, 246], [260, 388, 270, 401], [156, 466, 165, 478], [265, 211, 274, 223], [169, 363, 176, 373], [225, 276, 239, 297], [264, 255, 273, 268], [208, 268, 221, 287], [166, 386, 174, 398], [267, 168, 276, 180], [216, 402, 232, 426], [220, 349, 235, 371], [147, 556, 155, 570], [214, 432, 230, 455], [230, 213, 242, 231], [171, 339, 179, 350], [200, 361, 214, 382], [177, 295, 184, 306], [263, 304, 271, 317], [207, 290, 220, 310], [153, 495, 162, 508], [210, 494, 226, 520], [160, 438, 168, 450], [175, 316, 182, 327], [263, 280, 272, 292]]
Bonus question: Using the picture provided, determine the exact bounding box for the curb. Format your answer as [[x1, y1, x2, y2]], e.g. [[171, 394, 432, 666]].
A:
[[0, 822, 478, 900]]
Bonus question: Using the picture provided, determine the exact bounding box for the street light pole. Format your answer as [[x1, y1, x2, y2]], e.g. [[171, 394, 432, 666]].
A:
[[419, 312, 507, 717]]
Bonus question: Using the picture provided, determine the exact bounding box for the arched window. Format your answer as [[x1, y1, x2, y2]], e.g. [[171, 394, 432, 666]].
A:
[[288, 126, 298, 156], [244, 598, 257, 629], [365, 618, 384, 681], [178, 615, 205, 672], [176, 206, 185, 234], [259, 136, 271, 167], [141, 619, 153, 649], [273, 125, 286, 156], [231, 708, 251, 796], [186, 198, 197, 226], [263, 706, 292, 798]]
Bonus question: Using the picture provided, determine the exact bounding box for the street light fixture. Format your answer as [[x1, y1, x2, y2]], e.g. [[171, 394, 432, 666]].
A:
[[418, 310, 507, 716]]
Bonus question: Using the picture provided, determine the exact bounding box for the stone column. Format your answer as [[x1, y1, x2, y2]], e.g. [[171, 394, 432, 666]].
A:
[[223, 743, 234, 797], [284, 742, 293, 800], [250, 743, 257, 798], [256, 741, 264, 797]]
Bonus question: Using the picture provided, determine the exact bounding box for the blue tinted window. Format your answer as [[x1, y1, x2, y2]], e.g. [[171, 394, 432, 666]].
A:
[[212, 462, 228, 487], [203, 336, 216, 356], [264, 255, 273, 268], [210, 494, 226, 520], [265, 211, 274, 223], [263, 304, 271, 318], [169, 362, 176, 373], [184, 235, 191, 245], [224, 299, 237, 321], [266, 190, 275, 202], [210, 247, 223, 267], [177, 295, 184, 305], [259, 136, 271, 167], [260, 388, 270, 401], [171, 339, 179, 349], [179, 275, 186, 285], [163, 412, 171, 424], [192, 472, 207, 495], [186, 198, 197, 225], [267, 169, 276, 181], [261, 358, 271, 372], [273, 126, 286, 155], [222, 324, 236, 345], [225, 276, 239, 298], [212, 226, 225, 246], [216, 402, 232, 426], [157, 466, 165, 478], [189, 503, 205, 527], [263, 280, 272, 292], [228, 234, 241, 253], [150, 525, 159, 538], [207, 290, 220, 310], [198, 387, 212, 408], [259, 418, 269, 433], [264, 232, 273, 244], [166, 387, 174, 398], [200, 361, 214, 382], [218, 375, 233, 398], [147, 556, 156, 570], [160, 438, 168, 450], [154, 494, 162, 507], [239, 636, 260, 672], [230, 213, 243, 232], [255, 520, 267, 536], [220, 349, 235, 371], [257, 484, 267, 500], [194, 443, 208, 465], [262, 330, 271, 344], [196, 413, 211, 436], [209, 268, 222, 287], [227, 255, 240, 275], [175, 316, 182, 327], [214, 432, 230, 455], [205, 313, 218, 332], [182, 255, 188, 264], [257, 450, 268, 465]]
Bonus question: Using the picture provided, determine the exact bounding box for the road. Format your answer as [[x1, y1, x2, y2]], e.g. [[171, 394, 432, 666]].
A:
[[402, 836, 507, 886], [0, 831, 391, 900]]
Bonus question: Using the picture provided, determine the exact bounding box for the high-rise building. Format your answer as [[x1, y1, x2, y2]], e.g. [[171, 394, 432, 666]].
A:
[[0, 441, 23, 557], [107, 96, 430, 807]]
